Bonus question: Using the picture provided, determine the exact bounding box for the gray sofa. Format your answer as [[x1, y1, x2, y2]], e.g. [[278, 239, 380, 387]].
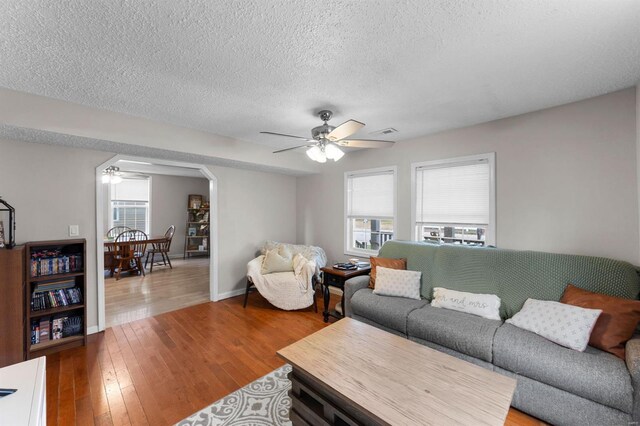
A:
[[344, 241, 640, 425]]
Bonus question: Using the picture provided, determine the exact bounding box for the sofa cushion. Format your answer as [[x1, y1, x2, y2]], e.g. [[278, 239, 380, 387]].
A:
[[352, 315, 406, 338], [373, 267, 421, 300], [369, 256, 406, 288], [431, 287, 501, 320], [494, 366, 632, 426], [493, 323, 633, 413], [409, 336, 495, 371], [561, 284, 640, 359], [505, 298, 602, 351], [350, 288, 426, 335], [407, 305, 502, 363]]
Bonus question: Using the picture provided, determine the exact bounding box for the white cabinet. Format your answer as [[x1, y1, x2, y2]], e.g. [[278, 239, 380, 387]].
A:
[[0, 357, 46, 426]]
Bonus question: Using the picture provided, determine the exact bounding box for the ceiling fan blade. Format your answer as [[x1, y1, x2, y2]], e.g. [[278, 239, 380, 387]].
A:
[[337, 139, 395, 148], [327, 120, 365, 142], [260, 131, 311, 141], [273, 144, 314, 154]]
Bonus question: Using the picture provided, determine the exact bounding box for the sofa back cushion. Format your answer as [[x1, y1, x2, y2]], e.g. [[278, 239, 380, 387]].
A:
[[378, 240, 640, 319]]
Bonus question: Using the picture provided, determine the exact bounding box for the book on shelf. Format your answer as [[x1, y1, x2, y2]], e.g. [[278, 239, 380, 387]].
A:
[[52, 318, 63, 340], [39, 318, 50, 343], [31, 283, 83, 311], [31, 321, 40, 345], [31, 314, 83, 344], [29, 250, 83, 277]]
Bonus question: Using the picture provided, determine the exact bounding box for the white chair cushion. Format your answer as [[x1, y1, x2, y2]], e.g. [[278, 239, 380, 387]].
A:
[[260, 249, 293, 274]]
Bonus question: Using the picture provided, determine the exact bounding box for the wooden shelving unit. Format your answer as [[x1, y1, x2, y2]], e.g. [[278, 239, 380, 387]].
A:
[[0, 246, 25, 368], [24, 239, 87, 358], [184, 206, 210, 259]]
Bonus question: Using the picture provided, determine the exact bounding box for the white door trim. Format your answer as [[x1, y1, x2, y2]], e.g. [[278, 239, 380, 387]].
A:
[[95, 154, 219, 332]]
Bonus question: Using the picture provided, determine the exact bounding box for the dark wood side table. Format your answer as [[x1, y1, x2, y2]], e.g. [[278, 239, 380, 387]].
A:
[[321, 265, 371, 322]]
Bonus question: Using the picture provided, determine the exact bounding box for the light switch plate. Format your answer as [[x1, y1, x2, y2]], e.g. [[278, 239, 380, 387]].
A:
[[69, 225, 79, 237]]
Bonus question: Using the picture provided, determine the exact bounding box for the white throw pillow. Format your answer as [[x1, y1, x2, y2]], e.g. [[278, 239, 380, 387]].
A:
[[506, 298, 602, 351], [431, 288, 502, 321], [260, 249, 293, 274], [372, 266, 421, 300], [292, 253, 306, 276], [278, 244, 293, 260]]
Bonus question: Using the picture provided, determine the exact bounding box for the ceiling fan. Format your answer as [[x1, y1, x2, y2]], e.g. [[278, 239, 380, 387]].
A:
[[261, 110, 395, 163]]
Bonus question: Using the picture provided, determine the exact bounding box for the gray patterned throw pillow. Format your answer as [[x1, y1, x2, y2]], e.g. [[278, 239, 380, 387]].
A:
[[372, 266, 422, 300], [506, 298, 602, 351]]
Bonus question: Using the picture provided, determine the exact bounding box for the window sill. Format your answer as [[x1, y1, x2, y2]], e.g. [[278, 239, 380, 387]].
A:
[[344, 249, 378, 258]]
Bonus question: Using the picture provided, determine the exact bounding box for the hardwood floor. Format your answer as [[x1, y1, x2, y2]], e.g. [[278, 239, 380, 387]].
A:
[[47, 292, 545, 425], [105, 257, 209, 328]]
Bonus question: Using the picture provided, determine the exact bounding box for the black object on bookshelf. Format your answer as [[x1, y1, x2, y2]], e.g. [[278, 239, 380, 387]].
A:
[[25, 239, 87, 358]]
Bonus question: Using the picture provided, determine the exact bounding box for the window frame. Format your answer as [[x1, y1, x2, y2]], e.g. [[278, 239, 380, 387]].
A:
[[344, 166, 397, 257], [108, 176, 152, 235], [410, 153, 496, 246]]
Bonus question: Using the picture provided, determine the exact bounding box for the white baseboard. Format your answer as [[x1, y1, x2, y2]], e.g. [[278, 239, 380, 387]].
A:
[[217, 288, 246, 300], [87, 326, 100, 335]]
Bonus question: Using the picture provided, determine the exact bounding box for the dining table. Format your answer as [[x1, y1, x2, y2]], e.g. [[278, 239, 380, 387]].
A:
[[104, 236, 169, 276]]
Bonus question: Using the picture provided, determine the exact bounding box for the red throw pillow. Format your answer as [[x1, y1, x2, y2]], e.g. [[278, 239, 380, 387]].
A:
[[560, 284, 640, 359], [369, 257, 406, 289]]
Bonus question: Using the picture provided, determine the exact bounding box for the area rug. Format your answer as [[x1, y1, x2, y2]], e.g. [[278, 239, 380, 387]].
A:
[[175, 364, 293, 426]]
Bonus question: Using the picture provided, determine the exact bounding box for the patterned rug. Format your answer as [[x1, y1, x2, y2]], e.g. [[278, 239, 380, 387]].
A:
[[175, 364, 292, 426]]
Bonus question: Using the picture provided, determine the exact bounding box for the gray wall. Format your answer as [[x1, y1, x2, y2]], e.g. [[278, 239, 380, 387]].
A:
[[211, 164, 297, 297], [297, 88, 640, 265], [0, 137, 298, 330], [149, 173, 209, 257]]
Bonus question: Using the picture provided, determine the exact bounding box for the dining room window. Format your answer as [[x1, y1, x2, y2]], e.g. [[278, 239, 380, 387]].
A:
[[109, 177, 150, 234]]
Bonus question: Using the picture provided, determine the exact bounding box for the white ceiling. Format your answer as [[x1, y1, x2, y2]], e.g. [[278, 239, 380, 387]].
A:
[[0, 1, 639, 152]]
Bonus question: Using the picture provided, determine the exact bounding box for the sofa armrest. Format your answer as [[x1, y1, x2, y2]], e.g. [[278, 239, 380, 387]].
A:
[[344, 275, 370, 317], [627, 335, 640, 421]]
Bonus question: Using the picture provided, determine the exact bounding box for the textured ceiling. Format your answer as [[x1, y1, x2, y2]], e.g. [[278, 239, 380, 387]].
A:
[[1, 0, 639, 152]]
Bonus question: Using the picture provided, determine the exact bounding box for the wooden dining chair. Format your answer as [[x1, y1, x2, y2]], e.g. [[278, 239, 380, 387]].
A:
[[145, 225, 175, 272], [113, 230, 148, 280], [105, 227, 130, 276], [106, 226, 131, 241]]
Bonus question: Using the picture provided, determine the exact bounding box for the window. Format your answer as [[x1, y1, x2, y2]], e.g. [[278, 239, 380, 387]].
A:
[[109, 177, 150, 234], [345, 167, 396, 255], [412, 153, 495, 246]]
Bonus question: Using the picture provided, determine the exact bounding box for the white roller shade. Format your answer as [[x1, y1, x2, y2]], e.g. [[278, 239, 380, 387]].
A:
[[347, 171, 394, 218], [111, 178, 149, 201], [415, 161, 490, 224]]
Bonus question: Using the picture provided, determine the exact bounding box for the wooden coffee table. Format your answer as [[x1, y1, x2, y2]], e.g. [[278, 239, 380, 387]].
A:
[[278, 318, 516, 426]]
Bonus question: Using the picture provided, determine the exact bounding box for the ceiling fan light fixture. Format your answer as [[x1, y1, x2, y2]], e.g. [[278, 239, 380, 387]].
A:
[[102, 165, 123, 184], [306, 145, 328, 163], [325, 143, 344, 161], [306, 146, 321, 161], [266, 109, 395, 163]]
